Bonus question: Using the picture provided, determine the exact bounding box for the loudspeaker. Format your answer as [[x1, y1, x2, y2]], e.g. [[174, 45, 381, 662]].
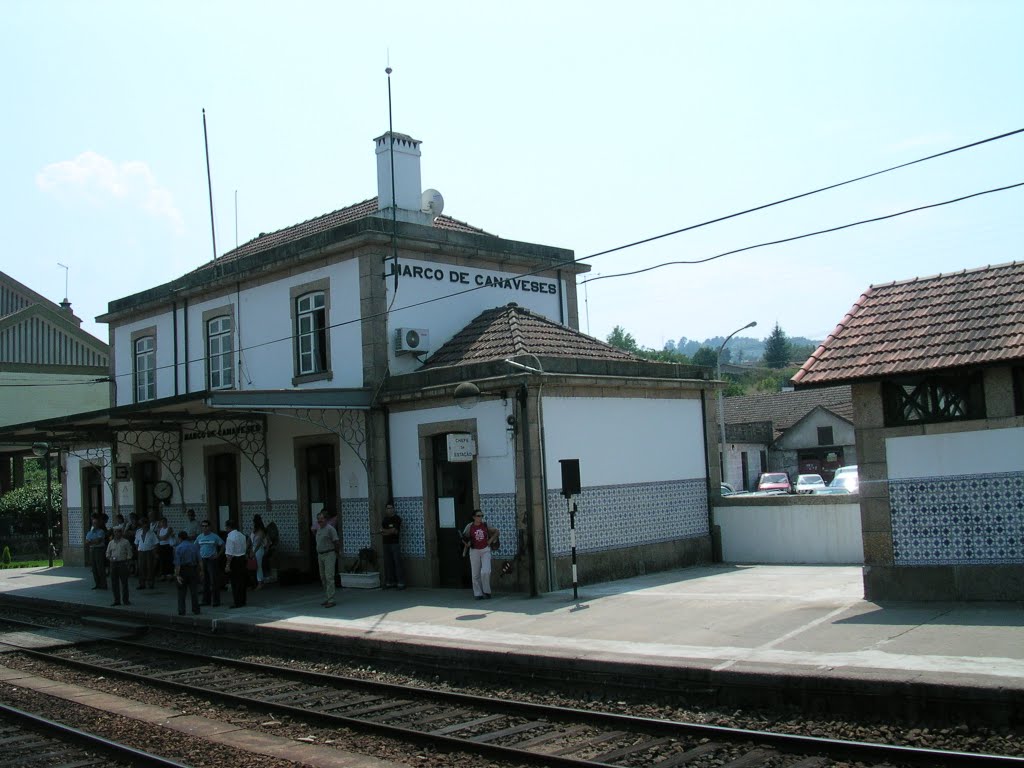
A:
[[559, 459, 581, 498]]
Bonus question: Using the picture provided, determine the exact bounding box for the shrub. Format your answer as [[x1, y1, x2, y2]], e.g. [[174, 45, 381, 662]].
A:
[[1, 546, 10, 567]]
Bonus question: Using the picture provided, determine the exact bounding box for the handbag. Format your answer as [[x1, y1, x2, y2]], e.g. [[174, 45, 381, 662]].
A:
[[246, 556, 258, 572]]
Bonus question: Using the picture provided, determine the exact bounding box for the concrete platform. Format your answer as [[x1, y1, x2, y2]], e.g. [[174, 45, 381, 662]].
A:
[[1, 564, 1021, 695]]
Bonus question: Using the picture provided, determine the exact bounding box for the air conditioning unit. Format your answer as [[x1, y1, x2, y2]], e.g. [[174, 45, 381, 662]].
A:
[[395, 327, 430, 355]]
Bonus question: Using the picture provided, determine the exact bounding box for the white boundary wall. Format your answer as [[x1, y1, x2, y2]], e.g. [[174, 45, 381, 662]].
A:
[[713, 500, 863, 564]]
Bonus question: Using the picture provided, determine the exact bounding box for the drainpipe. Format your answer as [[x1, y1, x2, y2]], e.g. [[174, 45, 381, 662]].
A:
[[518, 381, 538, 597], [172, 300, 179, 396]]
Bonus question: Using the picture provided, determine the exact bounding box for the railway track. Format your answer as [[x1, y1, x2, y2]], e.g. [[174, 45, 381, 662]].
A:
[[10, 634, 1023, 768], [0, 701, 190, 767]]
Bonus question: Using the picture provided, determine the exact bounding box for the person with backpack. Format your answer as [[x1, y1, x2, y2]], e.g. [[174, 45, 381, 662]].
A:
[[462, 509, 498, 600]]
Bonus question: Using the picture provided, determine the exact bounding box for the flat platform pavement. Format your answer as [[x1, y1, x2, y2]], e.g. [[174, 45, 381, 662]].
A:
[[1, 564, 1022, 694]]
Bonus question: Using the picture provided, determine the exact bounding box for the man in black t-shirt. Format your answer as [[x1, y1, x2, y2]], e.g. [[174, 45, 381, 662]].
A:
[[380, 502, 404, 590]]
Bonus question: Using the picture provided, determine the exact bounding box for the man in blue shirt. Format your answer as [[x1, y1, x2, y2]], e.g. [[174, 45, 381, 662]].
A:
[[173, 530, 202, 616], [194, 520, 224, 607], [84, 515, 107, 590]]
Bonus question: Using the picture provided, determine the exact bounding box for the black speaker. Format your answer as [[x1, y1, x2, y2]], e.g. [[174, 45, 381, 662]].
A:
[[559, 459, 581, 498]]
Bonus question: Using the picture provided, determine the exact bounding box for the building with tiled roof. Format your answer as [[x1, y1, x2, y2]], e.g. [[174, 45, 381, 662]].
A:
[[423, 303, 639, 368], [793, 261, 1024, 602], [722, 386, 855, 488], [193, 197, 491, 273], [0, 270, 109, 501], [1, 131, 721, 593]]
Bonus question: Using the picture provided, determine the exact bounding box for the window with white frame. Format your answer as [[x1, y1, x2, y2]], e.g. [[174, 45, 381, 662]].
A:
[[207, 315, 234, 390], [134, 335, 155, 402], [295, 291, 328, 376]]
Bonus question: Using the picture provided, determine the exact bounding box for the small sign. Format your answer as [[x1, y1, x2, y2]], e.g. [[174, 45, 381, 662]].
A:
[[114, 464, 130, 481], [446, 433, 476, 463]]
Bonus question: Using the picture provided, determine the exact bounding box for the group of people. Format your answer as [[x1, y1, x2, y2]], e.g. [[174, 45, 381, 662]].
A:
[[89, 502, 502, 610], [85, 509, 275, 615]]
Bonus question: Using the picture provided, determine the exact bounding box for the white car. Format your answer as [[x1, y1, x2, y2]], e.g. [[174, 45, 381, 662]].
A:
[[829, 465, 859, 493], [795, 473, 826, 494]]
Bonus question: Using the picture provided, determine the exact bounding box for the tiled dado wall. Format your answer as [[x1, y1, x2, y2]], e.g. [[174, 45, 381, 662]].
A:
[[890, 471, 1024, 565], [547, 478, 709, 557], [394, 494, 518, 559]]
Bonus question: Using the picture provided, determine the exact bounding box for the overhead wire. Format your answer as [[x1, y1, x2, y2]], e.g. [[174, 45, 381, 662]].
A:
[[1, 127, 1021, 389]]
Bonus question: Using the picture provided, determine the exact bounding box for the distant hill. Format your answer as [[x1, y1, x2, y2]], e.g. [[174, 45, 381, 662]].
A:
[[664, 335, 820, 365]]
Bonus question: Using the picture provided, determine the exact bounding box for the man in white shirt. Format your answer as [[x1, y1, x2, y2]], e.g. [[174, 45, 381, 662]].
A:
[[223, 518, 248, 608]]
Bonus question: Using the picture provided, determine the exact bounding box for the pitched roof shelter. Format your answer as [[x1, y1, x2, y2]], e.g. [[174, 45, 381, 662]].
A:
[[793, 261, 1024, 386]]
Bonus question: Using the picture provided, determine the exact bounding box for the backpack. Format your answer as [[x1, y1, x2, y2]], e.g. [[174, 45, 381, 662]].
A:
[[266, 521, 279, 550]]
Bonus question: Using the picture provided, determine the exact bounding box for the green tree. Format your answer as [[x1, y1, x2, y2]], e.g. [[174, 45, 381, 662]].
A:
[[0, 458, 60, 535], [763, 322, 793, 369], [691, 346, 718, 368], [606, 325, 639, 352]]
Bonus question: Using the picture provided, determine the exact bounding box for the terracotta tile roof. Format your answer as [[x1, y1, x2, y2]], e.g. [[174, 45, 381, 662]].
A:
[[793, 261, 1024, 386], [193, 197, 492, 273], [724, 386, 852, 439], [423, 303, 641, 368]]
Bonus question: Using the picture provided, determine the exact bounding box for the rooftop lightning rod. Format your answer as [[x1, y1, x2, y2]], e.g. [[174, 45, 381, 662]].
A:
[[386, 60, 399, 296], [57, 262, 69, 302], [203, 108, 218, 262]]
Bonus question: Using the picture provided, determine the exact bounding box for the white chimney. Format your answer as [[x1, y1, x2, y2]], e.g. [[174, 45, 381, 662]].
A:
[[375, 132, 422, 211]]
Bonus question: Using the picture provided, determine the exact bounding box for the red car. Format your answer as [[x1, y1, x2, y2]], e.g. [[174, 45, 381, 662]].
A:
[[756, 472, 792, 493]]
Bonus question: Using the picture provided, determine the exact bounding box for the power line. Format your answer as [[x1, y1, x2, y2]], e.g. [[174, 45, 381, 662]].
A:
[[584, 181, 1024, 284], [6, 177, 1018, 390], [2, 128, 1021, 390]]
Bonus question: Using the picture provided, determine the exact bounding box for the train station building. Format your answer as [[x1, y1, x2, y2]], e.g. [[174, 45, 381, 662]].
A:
[[0, 132, 720, 593]]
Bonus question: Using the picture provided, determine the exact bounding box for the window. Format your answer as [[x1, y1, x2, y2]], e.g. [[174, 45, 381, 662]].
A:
[[817, 426, 834, 446], [134, 335, 155, 402], [207, 315, 234, 390], [882, 372, 986, 427], [295, 290, 328, 377]]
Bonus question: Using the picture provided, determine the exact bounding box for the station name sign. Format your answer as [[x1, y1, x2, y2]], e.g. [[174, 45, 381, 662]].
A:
[[387, 263, 557, 295], [183, 423, 263, 442]]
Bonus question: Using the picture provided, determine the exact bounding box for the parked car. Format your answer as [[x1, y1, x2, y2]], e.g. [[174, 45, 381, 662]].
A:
[[829, 465, 859, 493], [795, 473, 826, 494], [756, 472, 792, 493], [721, 482, 737, 496]]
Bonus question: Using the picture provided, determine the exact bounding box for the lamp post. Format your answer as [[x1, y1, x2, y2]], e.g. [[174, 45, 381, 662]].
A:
[[31, 442, 54, 567], [717, 322, 757, 488]]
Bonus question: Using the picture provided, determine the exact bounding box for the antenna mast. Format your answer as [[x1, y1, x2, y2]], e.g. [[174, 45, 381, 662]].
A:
[[386, 62, 399, 293], [202, 109, 218, 262], [57, 262, 69, 301]]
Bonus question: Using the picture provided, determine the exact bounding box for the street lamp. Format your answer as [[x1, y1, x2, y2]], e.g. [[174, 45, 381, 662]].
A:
[[717, 322, 757, 488], [31, 442, 55, 567]]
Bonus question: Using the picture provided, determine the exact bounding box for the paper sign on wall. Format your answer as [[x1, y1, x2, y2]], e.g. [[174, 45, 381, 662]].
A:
[[446, 433, 476, 462]]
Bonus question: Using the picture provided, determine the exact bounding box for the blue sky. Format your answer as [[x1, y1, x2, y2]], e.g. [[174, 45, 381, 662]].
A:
[[3, 1, 1022, 350]]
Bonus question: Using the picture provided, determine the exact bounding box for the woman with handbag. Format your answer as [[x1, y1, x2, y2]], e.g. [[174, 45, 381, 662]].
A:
[[462, 510, 499, 600]]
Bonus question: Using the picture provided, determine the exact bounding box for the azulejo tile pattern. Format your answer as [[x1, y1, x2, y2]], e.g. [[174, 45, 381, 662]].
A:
[[68, 507, 84, 546], [395, 497, 425, 557], [341, 498, 370, 557], [546, 478, 708, 557], [890, 471, 1024, 565], [479, 493, 517, 556]]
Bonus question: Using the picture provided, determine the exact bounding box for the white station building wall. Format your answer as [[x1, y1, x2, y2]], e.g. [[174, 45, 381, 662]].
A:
[[385, 259, 567, 376], [542, 397, 706, 486], [541, 396, 710, 557]]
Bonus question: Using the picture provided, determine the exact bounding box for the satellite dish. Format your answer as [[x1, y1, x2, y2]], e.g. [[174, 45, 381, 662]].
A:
[[421, 189, 445, 218]]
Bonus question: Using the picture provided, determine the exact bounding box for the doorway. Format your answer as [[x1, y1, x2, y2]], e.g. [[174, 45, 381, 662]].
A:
[[432, 434, 474, 588], [208, 453, 238, 532], [133, 459, 159, 525], [82, 465, 104, 529], [304, 443, 338, 572]]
